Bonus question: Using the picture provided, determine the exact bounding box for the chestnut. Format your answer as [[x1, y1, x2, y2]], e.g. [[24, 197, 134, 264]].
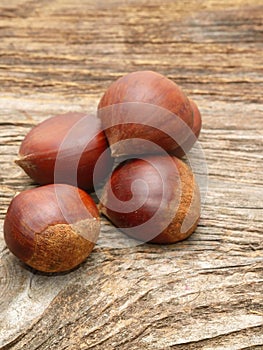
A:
[[98, 70, 195, 157], [99, 155, 200, 244], [4, 184, 100, 272], [15, 112, 113, 191], [172, 99, 202, 158]]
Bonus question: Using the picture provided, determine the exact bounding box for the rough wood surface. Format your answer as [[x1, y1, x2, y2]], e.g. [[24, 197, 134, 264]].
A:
[[0, 0, 262, 349]]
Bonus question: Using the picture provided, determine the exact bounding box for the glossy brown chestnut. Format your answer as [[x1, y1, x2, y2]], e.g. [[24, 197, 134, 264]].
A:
[[16, 112, 113, 191], [4, 184, 100, 272], [98, 71, 194, 157], [172, 99, 202, 158], [99, 155, 200, 244]]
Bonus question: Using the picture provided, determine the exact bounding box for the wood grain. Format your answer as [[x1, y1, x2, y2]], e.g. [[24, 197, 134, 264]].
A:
[[0, 0, 262, 349]]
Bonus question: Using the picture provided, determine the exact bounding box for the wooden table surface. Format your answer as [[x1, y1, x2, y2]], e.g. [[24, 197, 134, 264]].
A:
[[0, 1, 262, 349]]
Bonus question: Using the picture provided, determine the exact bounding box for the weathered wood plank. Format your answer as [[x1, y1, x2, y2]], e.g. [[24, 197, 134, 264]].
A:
[[0, 0, 262, 349]]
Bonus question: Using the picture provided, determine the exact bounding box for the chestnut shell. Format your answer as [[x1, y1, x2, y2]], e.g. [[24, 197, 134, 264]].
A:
[[98, 71, 194, 157], [16, 112, 113, 191], [172, 99, 202, 158], [4, 184, 100, 272], [99, 155, 200, 244]]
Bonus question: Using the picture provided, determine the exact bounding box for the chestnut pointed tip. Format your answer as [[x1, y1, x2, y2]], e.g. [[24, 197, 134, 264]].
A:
[[15, 155, 37, 171], [15, 156, 27, 168], [14, 157, 22, 166]]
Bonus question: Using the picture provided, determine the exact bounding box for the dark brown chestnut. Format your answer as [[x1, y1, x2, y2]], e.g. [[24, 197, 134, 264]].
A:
[[98, 71, 195, 157], [15, 112, 113, 191], [4, 184, 100, 272], [172, 99, 202, 158], [99, 155, 200, 244]]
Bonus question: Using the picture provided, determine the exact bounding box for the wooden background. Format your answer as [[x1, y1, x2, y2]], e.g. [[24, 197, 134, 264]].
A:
[[0, 0, 262, 349]]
